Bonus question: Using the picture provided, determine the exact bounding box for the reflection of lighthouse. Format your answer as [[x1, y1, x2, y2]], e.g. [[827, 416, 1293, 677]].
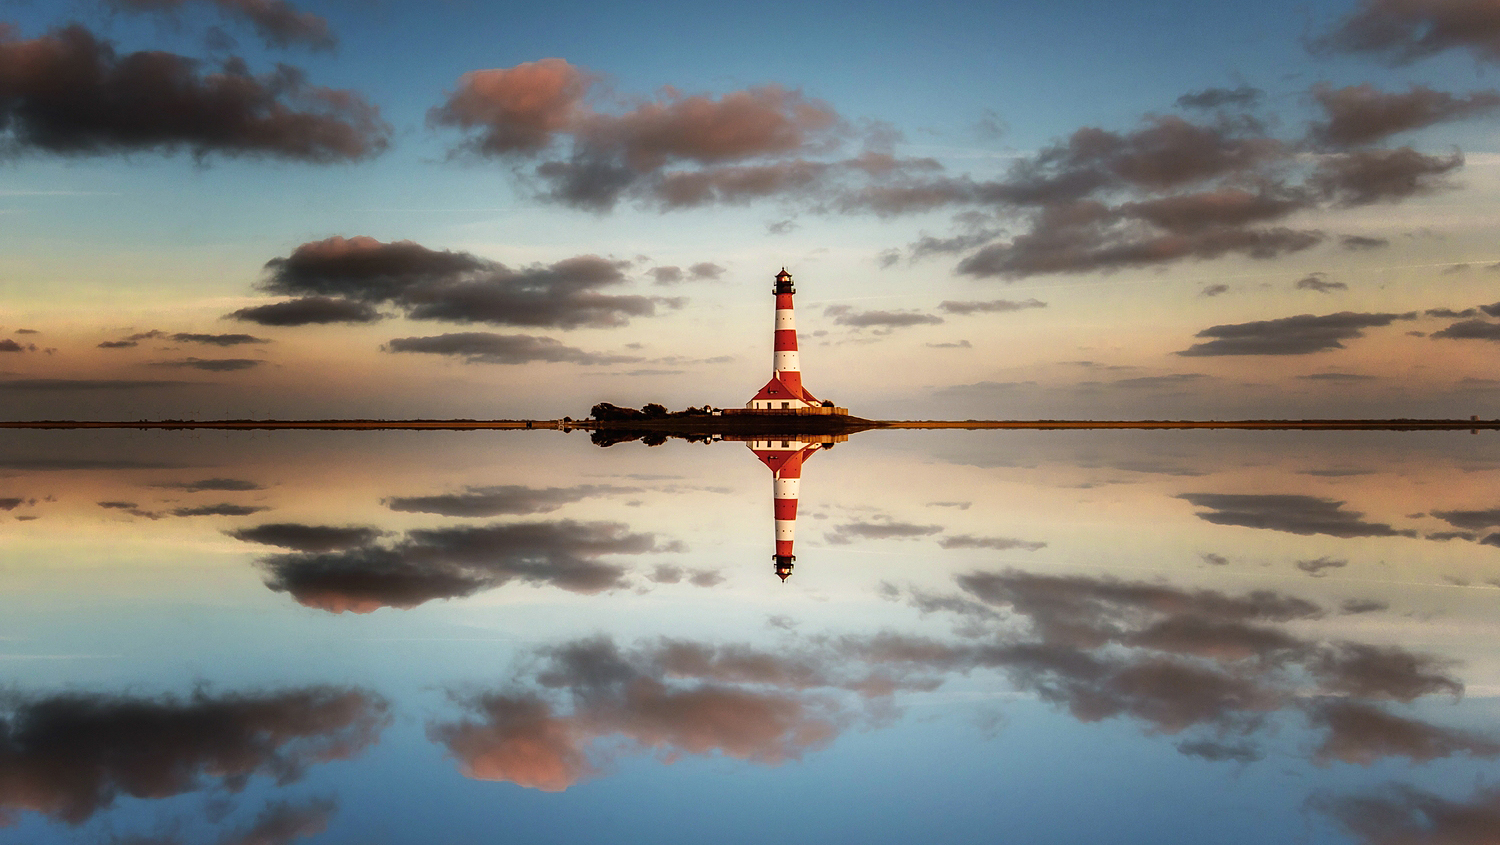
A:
[[749, 438, 823, 581], [747, 269, 821, 411]]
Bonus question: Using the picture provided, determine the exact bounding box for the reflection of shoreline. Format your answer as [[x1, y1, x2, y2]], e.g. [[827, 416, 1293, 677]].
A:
[[2, 418, 1496, 430]]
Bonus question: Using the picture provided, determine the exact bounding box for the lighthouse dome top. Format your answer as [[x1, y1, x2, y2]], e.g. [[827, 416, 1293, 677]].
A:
[[775, 268, 793, 281], [773, 267, 795, 294]]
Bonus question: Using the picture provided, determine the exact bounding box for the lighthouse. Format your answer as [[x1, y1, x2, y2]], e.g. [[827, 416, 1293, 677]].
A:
[[747, 269, 821, 411], [748, 436, 824, 581]]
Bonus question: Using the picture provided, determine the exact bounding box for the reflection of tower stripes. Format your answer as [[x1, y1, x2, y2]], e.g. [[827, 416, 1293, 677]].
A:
[[750, 437, 822, 581], [748, 269, 820, 411]]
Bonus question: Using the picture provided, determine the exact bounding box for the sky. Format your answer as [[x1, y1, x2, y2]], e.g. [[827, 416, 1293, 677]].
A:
[[3, 0, 1500, 420]]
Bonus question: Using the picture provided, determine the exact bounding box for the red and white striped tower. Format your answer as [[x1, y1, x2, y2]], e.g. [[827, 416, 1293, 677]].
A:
[[747, 269, 820, 411], [749, 437, 823, 581]]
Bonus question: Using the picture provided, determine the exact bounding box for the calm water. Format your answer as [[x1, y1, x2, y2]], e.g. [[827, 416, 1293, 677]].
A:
[[1, 428, 1497, 844]]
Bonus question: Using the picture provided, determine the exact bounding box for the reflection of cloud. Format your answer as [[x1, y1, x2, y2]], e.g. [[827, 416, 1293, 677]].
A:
[[172, 504, 267, 517], [1296, 556, 1348, 576], [1309, 701, 1498, 765], [216, 797, 338, 845], [1180, 493, 1417, 538], [385, 484, 626, 517], [429, 637, 848, 791], [938, 535, 1046, 551], [256, 520, 678, 612], [825, 520, 943, 545], [152, 478, 262, 492], [0, 687, 386, 824], [1312, 784, 1500, 845]]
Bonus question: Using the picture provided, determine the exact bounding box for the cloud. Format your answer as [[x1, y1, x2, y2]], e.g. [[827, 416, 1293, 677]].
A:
[[1201, 284, 1230, 297], [647, 266, 682, 284], [1296, 556, 1348, 575], [384, 485, 625, 517], [1175, 739, 1262, 763], [257, 520, 676, 613], [687, 262, 724, 281], [1311, 0, 1500, 64], [1175, 86, 1263, 110], [938, 535, 1047, 551], [106, 0, 336, 51], [1340, 234, 1389, 250], [1430, 508, 1500, 530], [1295, 272, 1348, 293], [926, 340, 972, 348], [1311, 147, 1464, 206], [938, 299, 1046, 315], [0, 25, 386, 160], [430, 59, 846, 210], [1177, 311, 1415, 356], [1431, 319, 1500, 341], [384, 333, 643, 365], [1309, 84, 1500, 147], [1340, 599, 1388, 614], [229, 296, 383, 326], [172, 503, 267, 516], [153, 477, 262, 492], [245, 237, 666, 330], [102, 330, 268, 348], [150, 357, 262, 371], [646, 565, 723, 587], [227, 523, 384, 552], [0, 339, 34, 352], [825, 520, 943, 544], [0, 687, 386, 824], [823, 305, 943, 330], [1179, 493, 1418, 538]]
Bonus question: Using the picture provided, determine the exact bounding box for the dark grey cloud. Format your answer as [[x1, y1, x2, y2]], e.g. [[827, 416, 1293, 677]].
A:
[[646, 564, 723, 587], [244, 237, 667, 330], [823, 305, 943, 331], [907, 228, 1006, 260], [646, 266, 682, 284], [1341, 234, 1389, 250], [1175, 87, 1263, 110], [825, 520, 943, 545], [1425, 307, 1478, 318], [1310, 643, 1462, 701], [938, 534, 1046, 551], [1298, 372, 1376, 381], [0, 687, 386, 824], [150, 357, 262, 372], [1340, 599, 1388, 614], [153, 477, 262, 492], [384, 485, 624, 517], [170, 332, 268, 346], [106, 0, 336, 51], [172, 503, 267, 516], [1431, 319, 1500, 341], [257, 519, 677, 612], [1295, 273, 1348, 293], [384, 333, 642, 365], [1296, 556, 1348, 576], [215, 798, 337, 845], [229, 296, 383, 326], [1175, 739, 1262, 763], [0, 25, 386, 160], [227, 523, 383, 552], [1309, 700, 1498, 765], [1311, 784, 1500, 845], [0, 339, 35, 352], [926, 340, 972, 349], [1179, 493, 1417, 538], [1200, 284, 1229, 297], [1431, 508, 1500, 530], [1177, 311, 1414, 356], [1311, 147, 1464, 206], [1201, 552, 1229, 566], [1312, 0, 1500, 64], [687, 262, 725, 280], [938, 299, 1046, 315], [1309, 83, 1500, 146], [1482, 302, 1500, 317]]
